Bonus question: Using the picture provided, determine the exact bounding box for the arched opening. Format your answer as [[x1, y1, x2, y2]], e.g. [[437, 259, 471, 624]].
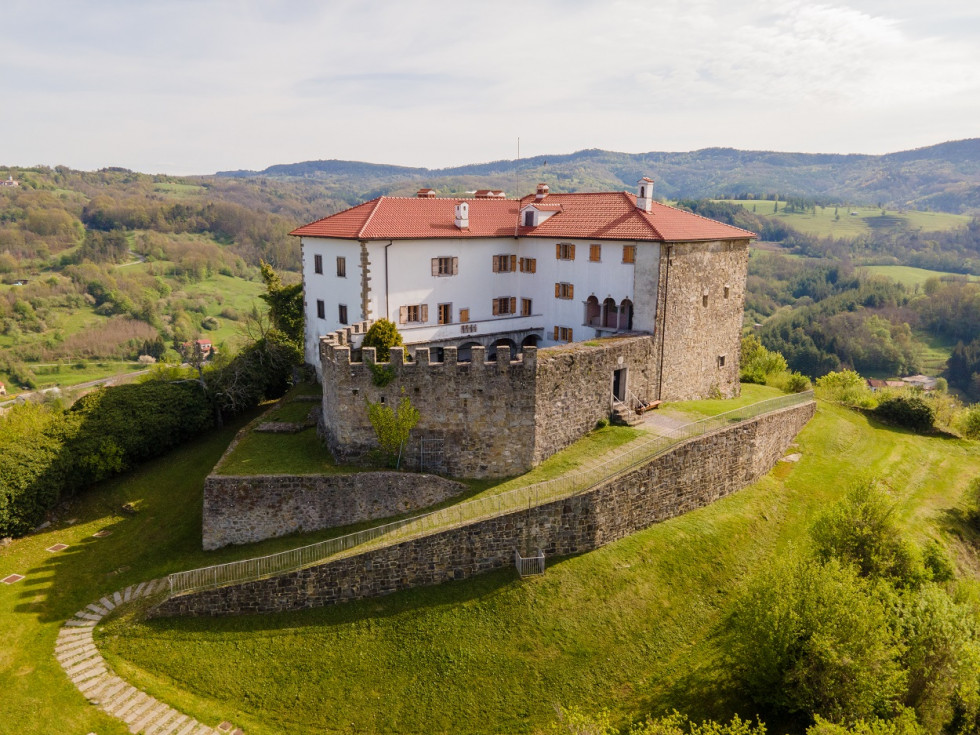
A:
[[602, 297, 618, 329], [490, 337, 518, 361], [457, 341, 481, 362], [521, 334, 541, 350], [585, 295, 600, 327], [619, 298, 634, 331]]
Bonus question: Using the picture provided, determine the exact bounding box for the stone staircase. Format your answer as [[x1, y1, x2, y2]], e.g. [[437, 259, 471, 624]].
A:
[[610, 402, 642, 427], [56, 578, 242, 734]]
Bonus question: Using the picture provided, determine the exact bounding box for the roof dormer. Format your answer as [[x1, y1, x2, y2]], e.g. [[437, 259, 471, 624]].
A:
[[520, 203, 561, 228]]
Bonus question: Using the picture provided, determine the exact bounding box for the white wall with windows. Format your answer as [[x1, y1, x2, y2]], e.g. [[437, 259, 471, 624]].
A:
[[302, 234, 661, 366]]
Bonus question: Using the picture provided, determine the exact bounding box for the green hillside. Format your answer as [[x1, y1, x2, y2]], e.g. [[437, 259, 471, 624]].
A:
[[80, 398, 978, 735]]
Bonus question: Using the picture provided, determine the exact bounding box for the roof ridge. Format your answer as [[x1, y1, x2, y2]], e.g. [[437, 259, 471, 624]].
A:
[[356, 196, 385, 239], [624, 192, 664, 239]]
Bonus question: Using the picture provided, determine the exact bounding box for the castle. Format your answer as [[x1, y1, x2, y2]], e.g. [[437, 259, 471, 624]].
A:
[[292, 180, 756, 477]]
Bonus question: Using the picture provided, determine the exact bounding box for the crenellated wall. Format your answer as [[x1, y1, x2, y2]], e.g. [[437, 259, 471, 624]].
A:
[[319, 332, 661, 478], [152, 400, 815, 618]]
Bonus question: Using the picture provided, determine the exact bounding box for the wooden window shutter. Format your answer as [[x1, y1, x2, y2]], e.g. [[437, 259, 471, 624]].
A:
[[492, 256, 498, 273], [509, 254, 516, 271], [569, 243, 576, 259], [452, 257, 458, 275], [431, 258, 439, 276], [531, 258, 537, 273], [399, 306, 408, 324], [509, 297, 516, 314], [553, 326, 559, 340], [555, 243, 561, 259], [555, 283, 561, 298], [569, 284, 574, 299], [492, 299, 500, 316], [420, 304, 428, 322], [568, 327, 573, 341]]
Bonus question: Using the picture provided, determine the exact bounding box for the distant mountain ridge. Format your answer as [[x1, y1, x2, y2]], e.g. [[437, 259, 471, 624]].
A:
[[217, 139, 980, 214]]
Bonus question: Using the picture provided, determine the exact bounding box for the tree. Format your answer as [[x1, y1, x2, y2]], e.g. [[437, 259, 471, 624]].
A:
[[258, 261, 303, 349], [366, 393, 419, 466], [362, 319, 403, 361]]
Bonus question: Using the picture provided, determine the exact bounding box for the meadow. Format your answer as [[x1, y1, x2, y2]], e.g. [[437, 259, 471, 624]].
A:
[[2, 383, 974, 734]]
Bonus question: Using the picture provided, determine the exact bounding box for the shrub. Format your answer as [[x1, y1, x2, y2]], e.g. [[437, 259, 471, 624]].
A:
[[201, 316, 220, 331], [362, 319, 403, 361], [741, 334, 788, 384], [806, 711, 924, 735], [787, 371, 812, 393], [366, 393, 420, 465], [726, 556, 905, 722], [816, 370, 875, 407], [874, 396, 935, 433], [962, 404, 980, 439], [810, 480, 926, 587]]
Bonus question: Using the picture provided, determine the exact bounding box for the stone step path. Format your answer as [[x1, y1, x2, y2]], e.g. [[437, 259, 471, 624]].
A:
[[56, 578, 242, 734]]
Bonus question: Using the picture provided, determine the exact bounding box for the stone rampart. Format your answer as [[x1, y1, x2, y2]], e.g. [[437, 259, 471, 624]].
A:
[[153, 400, 815, 617], [202, 472, 467, 550]]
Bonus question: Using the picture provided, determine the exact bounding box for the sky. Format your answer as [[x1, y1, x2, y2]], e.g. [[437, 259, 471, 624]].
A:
[[2, 0, 979, 175]]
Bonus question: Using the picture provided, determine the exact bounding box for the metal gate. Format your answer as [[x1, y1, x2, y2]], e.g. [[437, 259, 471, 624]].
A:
[[419, 437, 446, 474]]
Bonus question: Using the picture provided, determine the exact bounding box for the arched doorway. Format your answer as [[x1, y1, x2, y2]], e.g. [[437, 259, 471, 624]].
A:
[[489, 337, 518, 361], [585, 296, 600, 327], [457, 341, 481, 362], [602, 298, 618, 329], [619, 298, 634, 331], [521, 334, 541, 350]]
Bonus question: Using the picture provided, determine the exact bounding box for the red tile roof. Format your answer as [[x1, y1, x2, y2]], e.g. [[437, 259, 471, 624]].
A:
[[291, 192, 755, 242]]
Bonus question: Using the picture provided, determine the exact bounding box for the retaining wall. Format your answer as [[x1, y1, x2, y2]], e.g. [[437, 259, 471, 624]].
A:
[[154, 400, 814, 617], [202, 472, 466, 550]]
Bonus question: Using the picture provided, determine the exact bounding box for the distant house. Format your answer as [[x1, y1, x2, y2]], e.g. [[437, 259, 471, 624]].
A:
[[0, 382, 6, 396], [181, 338, 215, 361], [902, 374, 939, 391], [867, 378, 907, 391], [0, 175, 18, 187]]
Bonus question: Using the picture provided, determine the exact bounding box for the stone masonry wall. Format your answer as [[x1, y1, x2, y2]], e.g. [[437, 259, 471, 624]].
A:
[[321, 343, 538, 478], [532, 336, 657, 465], [320, 335, 660, 478], [153, 400, 814, 618], [655, 239, 750, 401], [202, 472, 466, 551]]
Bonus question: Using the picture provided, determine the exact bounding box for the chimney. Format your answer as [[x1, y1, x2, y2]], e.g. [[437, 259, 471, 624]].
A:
[[535, 183, 549, 201], [636, 177, 654, 213], [416, 188, 436, 198], [454, 201, 469, 229]]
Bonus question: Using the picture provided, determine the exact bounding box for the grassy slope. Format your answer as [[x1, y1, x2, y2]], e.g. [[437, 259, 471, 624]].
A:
[[87, 399, 980, 735], [857, 264, 980, 287], [720, 200, 970, 239]]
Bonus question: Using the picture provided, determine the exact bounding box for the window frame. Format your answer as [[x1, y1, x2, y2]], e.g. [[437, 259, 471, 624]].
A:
[[589, 244, 601, 262], [336, 256, 347, 277], [313, 254, 323, 274], [556, 243, 576, 260], [316, 299, 325, 320], [437, 302, 453, 325], [338, 304, 348, 325], [622, 245, 636, 264]]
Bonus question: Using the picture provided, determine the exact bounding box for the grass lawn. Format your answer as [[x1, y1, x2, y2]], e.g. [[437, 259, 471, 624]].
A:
[[857, 264, 980, 288], [93, 398, 980, 735], [720, 200, 970, 239]]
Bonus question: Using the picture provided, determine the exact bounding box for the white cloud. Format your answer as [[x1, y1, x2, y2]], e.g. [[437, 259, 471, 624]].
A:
[[0, 0, 978, 173]]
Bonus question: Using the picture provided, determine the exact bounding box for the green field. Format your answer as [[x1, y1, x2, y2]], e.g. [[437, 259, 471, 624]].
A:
[[4, 391, 979, 734], [857, 264, 980, 288], [720, 200, 971, 239]]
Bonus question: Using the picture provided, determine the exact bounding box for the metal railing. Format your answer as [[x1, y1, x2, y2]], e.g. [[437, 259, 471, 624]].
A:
[[515, 549, 546, 577], [168, 390, 813, 596]]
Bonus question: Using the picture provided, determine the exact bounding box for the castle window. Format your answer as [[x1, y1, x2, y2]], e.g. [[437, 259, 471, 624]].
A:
[[556, 243, 575, 260], [492, 254, 517, 273], [555, 282, 574, 300], [336, 256, 346, 277], [623, 245, 636, 264], [316, 299, 325, 319], [589, 244, 601, 262], [438, 302, 452, 325], [521, 298, 532, 316], [702, 289, 709, 307], [431, 256, 458, 276], [520, 257, 537, 273], [459, 308, 470, 323], [554, 326, 574, 342], [724, 284, 731, 299], [338, 304, 348, 325], [718, 354, 726, 368], [399, 304, 427, 324], [314, 254, 323, 274], [492, 297, 516, 316]]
